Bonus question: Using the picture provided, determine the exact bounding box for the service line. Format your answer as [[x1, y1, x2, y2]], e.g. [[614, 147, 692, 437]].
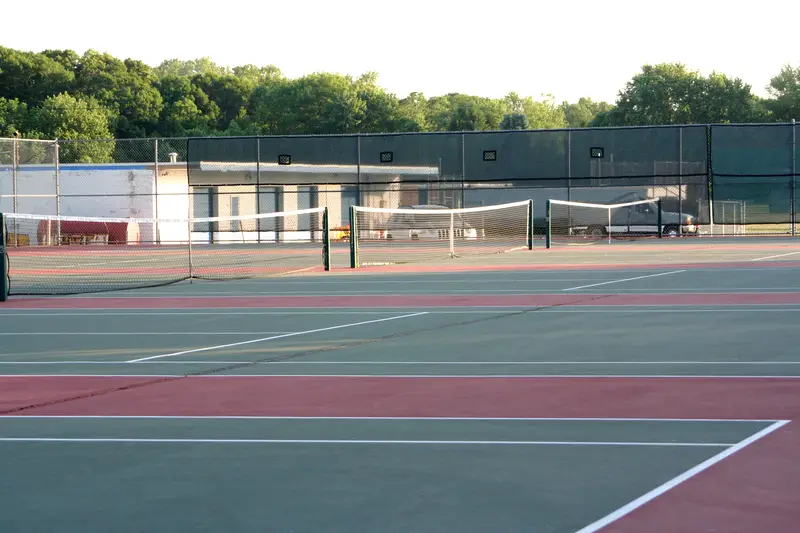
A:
[[126, 312, 429, 363]]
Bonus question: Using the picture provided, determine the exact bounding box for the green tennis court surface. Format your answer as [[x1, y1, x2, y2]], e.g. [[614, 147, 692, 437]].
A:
[[1, 260, 799, 532], [0, 417, 776, 533]]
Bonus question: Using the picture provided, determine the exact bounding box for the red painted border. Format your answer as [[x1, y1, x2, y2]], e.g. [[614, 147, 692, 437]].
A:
[[4, 291, 800, 309]]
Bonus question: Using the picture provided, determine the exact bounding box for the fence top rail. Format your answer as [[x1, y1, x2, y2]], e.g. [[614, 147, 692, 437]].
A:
[[4, 122, 798, 146], [0, 138, 58, 143]]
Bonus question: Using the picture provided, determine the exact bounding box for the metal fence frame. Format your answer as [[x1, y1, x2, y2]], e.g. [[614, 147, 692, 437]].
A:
[[1, 122, 798, 236]]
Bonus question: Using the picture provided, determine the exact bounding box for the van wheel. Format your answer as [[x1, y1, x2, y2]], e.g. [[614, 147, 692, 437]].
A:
[[588, 225, 607, 237], [411, 234, 419, 241], [663, 226, 679, 237]]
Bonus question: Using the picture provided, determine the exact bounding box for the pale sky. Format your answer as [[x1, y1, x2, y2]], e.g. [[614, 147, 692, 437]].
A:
[[5, 0, 798, 104]]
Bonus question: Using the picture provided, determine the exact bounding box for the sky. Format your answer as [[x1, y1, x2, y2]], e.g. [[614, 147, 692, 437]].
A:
[[4, 0, 798, 104]]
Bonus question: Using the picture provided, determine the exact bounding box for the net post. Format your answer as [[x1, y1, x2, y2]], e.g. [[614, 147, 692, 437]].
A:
[[322, 207, 331, 271], [449, 212, 455, 258], [349, 205, 358, 268], [526, 199, 534, 250], [545, 199, 552, 249], [657, 198, 663, 238], [607, 207, 611, 244], [0, 212, 8, 302], [187, 216, 194, 282]]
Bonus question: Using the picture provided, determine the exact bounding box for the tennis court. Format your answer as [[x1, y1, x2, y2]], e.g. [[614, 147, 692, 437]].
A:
[[1, 239, 800, 533]]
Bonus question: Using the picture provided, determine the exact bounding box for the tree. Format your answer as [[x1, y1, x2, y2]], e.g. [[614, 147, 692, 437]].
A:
[[156, 76, 219, 137], [593, 63, 764, 126], [191, 73, 252, 132], [0, 98, 29, 137], [396, 92, 428, 132], [353, 72, 407, 133], [766, 64, 800, 122], [232, 64, 284, 87], [562, 98, 613, 128], [500, 113, 530, 130], [73, 51, 163, 137], [520, 94, 566, 129], [425, 94, 505, 132], [27, 93, 115, 162], [249, 73, 366, 135], [0, 47, 75, 105], [154, 57, 230, 79]]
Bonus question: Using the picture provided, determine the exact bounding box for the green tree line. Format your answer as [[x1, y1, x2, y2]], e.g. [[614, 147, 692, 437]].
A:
[[1, 46, 799, 144]]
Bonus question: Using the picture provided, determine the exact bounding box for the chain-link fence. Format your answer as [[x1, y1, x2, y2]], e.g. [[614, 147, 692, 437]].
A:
[[0, 139, 59, 245], [0, 124, 798, 238]]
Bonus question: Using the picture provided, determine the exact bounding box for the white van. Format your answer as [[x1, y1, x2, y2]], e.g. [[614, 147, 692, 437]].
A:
[[385, 205, 480, 241]]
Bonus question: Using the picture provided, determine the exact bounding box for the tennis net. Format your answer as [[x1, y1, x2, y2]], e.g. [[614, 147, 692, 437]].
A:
[[1, 207, 330, 298], [350, 200, 533, 268], [545, 198, 668, 247]]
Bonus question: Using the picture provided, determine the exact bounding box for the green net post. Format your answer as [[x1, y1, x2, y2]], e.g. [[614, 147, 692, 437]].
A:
[[0, 213, 8, 302], [545, 200, 552, 249], [527, 199, 534, 250], [657, 198, 663, 239], [349, 205, 359, 268], [322, 207, 331, 271]]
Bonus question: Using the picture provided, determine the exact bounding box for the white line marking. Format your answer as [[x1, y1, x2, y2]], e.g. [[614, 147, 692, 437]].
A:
[[3, 307, 800, 318], [0, 311, 408, 317], [0, 415, 777, 422], [125, 312, 429, 363], [563, 270, 686, 291], [4, 360, 798, 366], [0, 332, 295, 336], [240, 361, 800, 366], [0, 373, 798, 379], [573, 419, 791, 533], [0, 437, 734, 447], [751, 251, 800, 261]]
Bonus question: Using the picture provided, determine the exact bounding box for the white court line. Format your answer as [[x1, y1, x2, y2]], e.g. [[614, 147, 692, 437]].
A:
[[751, 251, 800, 262], [0, 437, 734, 447], [241, 361, 800, 365], [125, 312, 429, 363], [0, 311, 408, 317], [1, 360, 799, 366], [0, 415, 776, 422], [574, 419, 790, 533], [1, 373, 799, 379], [0, 332, 296, 336], [563, 270, 686, 291], [3, 307, 800, 318]]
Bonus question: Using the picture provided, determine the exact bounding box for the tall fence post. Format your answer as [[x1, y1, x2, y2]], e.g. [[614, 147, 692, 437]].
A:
[[706, 125, 714, 235], [357, 135, 362, 206], [154, 138, 160, 244], [11, 138, 18, 216], [792, 119, 797, 237], [256, 137, 261, 244], [55, 139, 61, 244], [566, 130, 572, 203], [678, 127, 683, 235], [460, 133, 466, 208]]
